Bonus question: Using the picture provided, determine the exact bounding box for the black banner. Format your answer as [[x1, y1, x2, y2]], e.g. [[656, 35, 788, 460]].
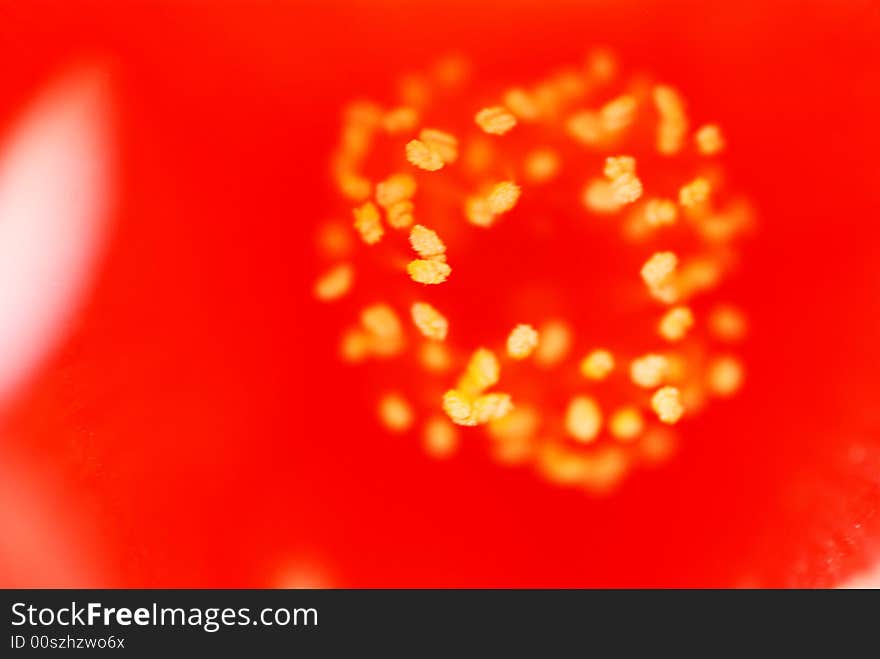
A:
[[1, 589, 874, 654]]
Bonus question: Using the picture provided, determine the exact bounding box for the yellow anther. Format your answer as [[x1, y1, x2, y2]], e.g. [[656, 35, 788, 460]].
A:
[[582, 446, 629, 492], [610, 172, 643, 205], [676, 257, 722, 298], [708, 305, 747, 342], [695, 124, 725, 155], [352, 201, 383, 245], [386, 200, 414, 229], [382, 106, 419, 134], [538, 444, 589, 485], [503, 87, 541, 121], [643, 198, 679, 227], [486, 181, 522, 215], [565, 395, 602, 443], [314, 263, 354, 302], [411, 301, 449, 341], [488, 405, 539, 443], [653, 85, 688, 155], [378, 393, 414, 432], [361, 303, 403, 342], [641, 251, 678, 287], [419, 128, 459, 164], [651, 386, 684, 424], [419, 340, 453, 373], [458, 347, 500, 395], [473, 392, 514, 424], [340, 328, 370, 363], [658, 306, 694, 342], [344, 100, 383, 129], [604, 156, 636, 179], [707, 355, 744, 397], [641, 251, 679, 302], [586, 48, 618, 83], [423, 416, 458, 458], [506, 323, 539, 359], [552, 70, 586, 101], [405, 139, 444, 171], [630, 354, 669, 388], [375, 173, 417, 208], [475, 106, 517, 135], [532, 81, 564, 118], [653, 85, 685, 117], [409, 224, 447, 260], [580, 349, 615, 380], [398, 74, 430, 109], [534, 320, 572, 367], [679, 177, 711, 208], [336, 170, 372, 201], [609, 406, 644, 441], [407, 259, 451, 284], [582, 179, 623, 214], [442, 389, 477, 426], [465, 196, 496, 227], [600, 94, 637, 132], [523, 149, 560, 183], [566, 110, 603, 145], [604, 156, 643, 205]]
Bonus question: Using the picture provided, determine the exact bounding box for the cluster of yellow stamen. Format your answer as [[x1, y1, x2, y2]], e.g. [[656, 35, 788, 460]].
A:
[[604, 155, 643, 205], [641, 251, 679, 303], [407, 224, 451, 284], [321, 51, 752, 492], [475, 106, 518, 135]]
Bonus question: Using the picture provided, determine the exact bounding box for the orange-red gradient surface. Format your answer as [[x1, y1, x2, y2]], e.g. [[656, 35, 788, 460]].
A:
[[0, 0, 878, 587]]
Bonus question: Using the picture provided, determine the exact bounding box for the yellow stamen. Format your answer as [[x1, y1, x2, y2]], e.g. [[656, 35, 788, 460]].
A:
[[695, 124, 725, 155], [534, 320, 572, 367], [375, 173, 417, 208], [580, 349, 615, 380], [386, 200, 415, 229], [609, 406, 644, 441], [409, 224, 447, 260], [475, 106, 517, 135], [314, 263, 354, 301], [411, 302, 449, 341], [651, 386, 684, 424], [405, 139, 444, 171], [419, 128, 459, 164], [407, 259, 451, 284], [423, 416, 458, 457], [565, 395, 602, 443], [506, 323, 539, 359], [658, 306, 694, 342], [630, 354, 669, 388], [706, 355, 744, 397], [486, 181, 522, 215], [352, 201, 383, 245], [378, 393, 414, 432]]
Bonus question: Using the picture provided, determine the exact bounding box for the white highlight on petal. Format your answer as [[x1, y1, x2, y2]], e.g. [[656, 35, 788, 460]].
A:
[[0, 65, 114, 406]]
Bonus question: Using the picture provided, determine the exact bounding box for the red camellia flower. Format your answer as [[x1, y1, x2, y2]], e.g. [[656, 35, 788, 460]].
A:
[[0, 0, 878, 588]]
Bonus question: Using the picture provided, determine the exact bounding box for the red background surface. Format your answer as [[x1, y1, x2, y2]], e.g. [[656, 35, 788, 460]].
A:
[[0, 0, 879, 587]]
